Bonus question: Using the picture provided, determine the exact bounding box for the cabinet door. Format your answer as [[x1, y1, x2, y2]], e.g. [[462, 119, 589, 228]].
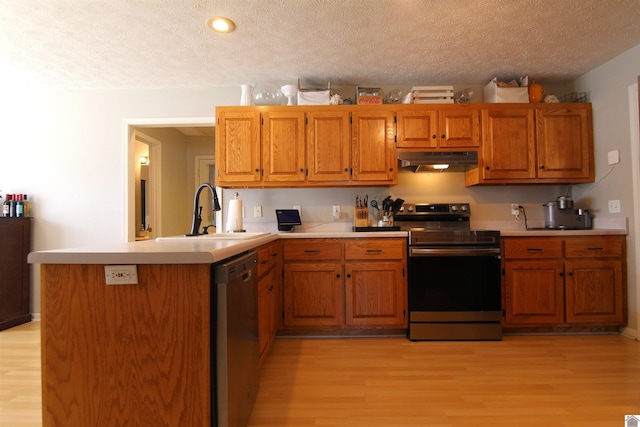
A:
[[351, 110, 396, 182], [396, 109, 438, 148], [439, 108, 480, 148], [283, 263, 344, 326], [0, 218, 31, 330], [258, 272, 273, 362], [262, 111, 306, 182], [503, 260, 564, 325], [565, 260, 625, 324], [216, 110, 261, 183], [307, 111, 351, 181], [345, 262, 406, 326], [481, 107, 536, 180], [536, 106, 594, 180]]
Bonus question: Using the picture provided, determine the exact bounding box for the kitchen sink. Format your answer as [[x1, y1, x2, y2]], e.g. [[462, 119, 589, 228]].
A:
[[156, 232, 270, 241]]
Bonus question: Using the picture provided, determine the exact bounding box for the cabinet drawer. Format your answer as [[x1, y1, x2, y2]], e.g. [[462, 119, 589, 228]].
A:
[[565, 236, 624, 258], [283, 239, 343, 261], [345, 239, 405, 260], [503, 237, 563, 259]]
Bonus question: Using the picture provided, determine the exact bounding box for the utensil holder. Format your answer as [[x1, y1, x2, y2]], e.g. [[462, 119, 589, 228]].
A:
[[354, 207, 369, 227]]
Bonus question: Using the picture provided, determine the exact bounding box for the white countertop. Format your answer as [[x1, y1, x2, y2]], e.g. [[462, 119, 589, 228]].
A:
[[500, 228, 627, 237], [28, 226, 626, 265], [27, 231, 406, 265]]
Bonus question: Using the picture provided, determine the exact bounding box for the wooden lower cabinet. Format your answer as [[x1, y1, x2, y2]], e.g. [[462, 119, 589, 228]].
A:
[[345, 262, 406, 326], [283, 262, 344, 326], [257, 241, 282, 365], [282, 238, 407, 333], [502, 235, 626, 331]]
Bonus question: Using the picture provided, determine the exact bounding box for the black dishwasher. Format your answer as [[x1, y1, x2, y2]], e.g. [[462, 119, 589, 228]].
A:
[[214, 250, 259, 427]]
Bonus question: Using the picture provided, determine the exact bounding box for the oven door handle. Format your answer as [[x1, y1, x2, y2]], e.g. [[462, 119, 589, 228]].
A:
[[409, 247, 501, 257]]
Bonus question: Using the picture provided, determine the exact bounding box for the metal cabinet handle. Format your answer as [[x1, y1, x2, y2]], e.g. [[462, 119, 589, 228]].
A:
[[366, 249, 383, 254], [526, 248, 543, 251], [588, 247, 604, 251], [304, 249, 320, 254]]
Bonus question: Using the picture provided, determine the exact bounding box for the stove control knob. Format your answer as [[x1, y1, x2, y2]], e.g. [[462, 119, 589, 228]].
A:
[[398, 206, 405, 212], [460, 205, 469, 212], [406, 205, 414, 212], [450, 205, 458, 212]]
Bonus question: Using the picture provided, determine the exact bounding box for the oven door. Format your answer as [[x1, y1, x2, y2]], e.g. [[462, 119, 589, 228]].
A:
[[408, 247, 501, 313]]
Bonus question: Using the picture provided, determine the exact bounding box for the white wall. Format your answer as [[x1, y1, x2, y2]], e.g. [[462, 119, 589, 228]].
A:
[[573, 43, 640, 336]]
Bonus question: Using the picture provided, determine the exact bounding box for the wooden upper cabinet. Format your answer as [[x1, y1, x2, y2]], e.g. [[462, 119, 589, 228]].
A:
[[351, 109, 397, 182], [306, 110, 351, 182], [480, 107, 536, 180], [262, 111, 306, 182], [216, 110, 261, 183], [397, 106, 480, 149], [467, 103, 594, 185], [536, 106, 593, 180]]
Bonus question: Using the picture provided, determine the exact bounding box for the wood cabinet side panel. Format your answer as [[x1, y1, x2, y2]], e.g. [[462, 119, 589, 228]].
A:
[[41, 264, 211, 427]]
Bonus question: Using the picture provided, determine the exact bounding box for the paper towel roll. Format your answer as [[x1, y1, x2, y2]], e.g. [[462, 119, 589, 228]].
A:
[[226, 199, 243, 232]]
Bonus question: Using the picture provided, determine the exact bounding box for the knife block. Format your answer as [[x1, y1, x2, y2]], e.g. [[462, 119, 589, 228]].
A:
[[354, 207, 369, 227]]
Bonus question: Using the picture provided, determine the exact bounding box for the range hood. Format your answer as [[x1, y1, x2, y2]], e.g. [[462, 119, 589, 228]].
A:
[[397, 151, 478, 172]]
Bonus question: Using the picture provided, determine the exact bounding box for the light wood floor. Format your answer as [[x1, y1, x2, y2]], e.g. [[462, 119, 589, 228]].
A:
[[2, 322, 640, 427]]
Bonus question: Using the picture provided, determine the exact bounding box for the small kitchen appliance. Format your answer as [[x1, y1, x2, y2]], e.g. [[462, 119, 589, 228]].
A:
[[543, 196, 592, 230]]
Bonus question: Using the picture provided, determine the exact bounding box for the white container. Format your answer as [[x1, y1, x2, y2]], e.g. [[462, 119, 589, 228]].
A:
[[484, 81, 529, 103]]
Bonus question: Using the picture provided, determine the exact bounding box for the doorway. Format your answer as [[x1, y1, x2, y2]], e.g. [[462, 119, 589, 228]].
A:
[[124, 117, 218, 242]]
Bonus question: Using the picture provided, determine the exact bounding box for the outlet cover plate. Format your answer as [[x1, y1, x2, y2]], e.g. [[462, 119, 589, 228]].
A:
[[105, 265, 138, 285]]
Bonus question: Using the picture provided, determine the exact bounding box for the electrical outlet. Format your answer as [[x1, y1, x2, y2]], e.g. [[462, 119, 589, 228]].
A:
[[333, 205, 340, 220], [104, 265, 138, 285], [608, 150, 620, 165], [511, 204, 520, 216], [608, 200, 621, 213], [253, 205, 262, 217]]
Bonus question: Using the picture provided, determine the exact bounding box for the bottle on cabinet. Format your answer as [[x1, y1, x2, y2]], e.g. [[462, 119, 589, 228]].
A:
[[2, 194, 31, 218], [2, 194, 10, 217], [15, 194, 24, 218]]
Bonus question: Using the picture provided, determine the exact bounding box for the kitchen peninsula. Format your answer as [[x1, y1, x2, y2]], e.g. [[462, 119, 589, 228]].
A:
[[27, 231, 404, 427]]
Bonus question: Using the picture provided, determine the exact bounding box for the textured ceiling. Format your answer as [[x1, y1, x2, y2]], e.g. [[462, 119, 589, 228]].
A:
[[1, 0, 640, 90]]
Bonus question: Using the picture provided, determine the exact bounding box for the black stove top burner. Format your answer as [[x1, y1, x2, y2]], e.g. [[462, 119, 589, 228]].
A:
[[394, 202, 499, 247]]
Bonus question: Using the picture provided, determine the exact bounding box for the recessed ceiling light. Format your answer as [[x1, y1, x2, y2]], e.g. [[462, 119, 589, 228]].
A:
[[207, 16, 236, 33]]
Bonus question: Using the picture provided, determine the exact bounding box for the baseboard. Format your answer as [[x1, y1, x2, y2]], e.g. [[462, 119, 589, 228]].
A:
[[620, 326, 638, 340]]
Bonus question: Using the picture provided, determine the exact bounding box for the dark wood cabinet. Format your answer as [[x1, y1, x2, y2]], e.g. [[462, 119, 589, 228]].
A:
[[0, 217, 32, 330]]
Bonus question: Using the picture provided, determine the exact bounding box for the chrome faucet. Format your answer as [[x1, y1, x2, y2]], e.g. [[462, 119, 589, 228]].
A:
[[187, 183, 222, 236]]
